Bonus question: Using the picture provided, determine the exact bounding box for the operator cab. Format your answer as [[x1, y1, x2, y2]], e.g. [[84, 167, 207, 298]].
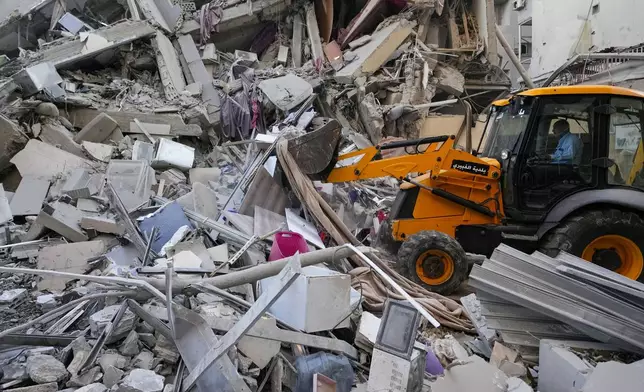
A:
[[479, 86, 644, 223]]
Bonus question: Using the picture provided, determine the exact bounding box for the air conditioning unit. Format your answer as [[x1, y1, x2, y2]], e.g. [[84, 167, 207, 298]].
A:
[[513, 0, 526, 10]]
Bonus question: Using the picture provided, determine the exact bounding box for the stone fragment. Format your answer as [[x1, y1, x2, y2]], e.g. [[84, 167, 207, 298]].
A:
[[75, 383, 108, 392], [103, 366, 125, 388], [26, 355, 68, 384], [116, 369, 164, 392], [74, 113, 122, 143], [98, 353, 129, 373], [90, 305, 137, 342], [5, 382, 58, 392], [434, 64, 465, 97], [138, 333, 157, 348], [119, 330, 141, 356], [132, 350, 155, 370], [68, 366, 102, 387]]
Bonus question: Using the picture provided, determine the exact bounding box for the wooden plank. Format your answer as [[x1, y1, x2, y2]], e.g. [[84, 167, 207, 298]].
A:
[[63, 108, 202, 137]]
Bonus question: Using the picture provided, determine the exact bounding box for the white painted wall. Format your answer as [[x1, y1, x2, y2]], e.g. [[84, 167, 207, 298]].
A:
[[528, 0, 644, 80]]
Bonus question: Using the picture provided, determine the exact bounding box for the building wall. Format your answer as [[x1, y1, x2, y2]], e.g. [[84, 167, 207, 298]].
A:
[[477, 0, 644, 85], [518, 0, 644, 80]]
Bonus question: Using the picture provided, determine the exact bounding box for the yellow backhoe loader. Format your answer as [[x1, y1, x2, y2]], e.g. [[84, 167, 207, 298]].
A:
[[292, 85, 644, 295]]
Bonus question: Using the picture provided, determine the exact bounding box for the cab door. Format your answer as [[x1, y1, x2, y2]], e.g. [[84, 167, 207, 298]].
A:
[[515, 94, 604, 221]]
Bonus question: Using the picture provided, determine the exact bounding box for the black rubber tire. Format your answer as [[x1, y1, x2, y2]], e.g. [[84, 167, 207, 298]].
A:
[[396, 230, 468, 295], [540, 209, 644, 283]]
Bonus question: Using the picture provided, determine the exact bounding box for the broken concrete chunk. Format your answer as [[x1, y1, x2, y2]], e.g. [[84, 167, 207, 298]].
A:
[[132, 350, 155, 370], [26, 355, 69, 384], [201, 43, 218, 64], [98, 353, 129, 373], [358, 93, 385, 145], [77, 198, 101, 213], [74, 384, 108, 392], [234, 50, 258, 63], [138, 333, 157, 348], [39, 122, 85, 157], [0, 184, 12, 225], [36, 201, 88, 242], [176, 182, 219, 220], [0, 114, 30, 172], [335, 20, 415, 84], [0, 288, 27, 306], [183, 83, 202, 97], [62, 168, 93, 199], [2, 361, 28, 381], [434, 64, 465, 97], [129, 122, 171, 136], [37, 240, 106, 291], [116, 369, 164, 392], [11, 139, 94, 178], [82, 141, 114, 162], [119, 330, 141, 356], [490, 342, 526, 377], [10, 177, 50, 216], [152, 31, 186, 99], [68, 366, 102, 387], [258, 74, 313, 111], [36, 294, 58, 311], [5, 382, 58, 392], [90, 305, 137, 342], [74, 113, 122, 143], [80, 216, 124, 235], [102, 366, 125, 388]]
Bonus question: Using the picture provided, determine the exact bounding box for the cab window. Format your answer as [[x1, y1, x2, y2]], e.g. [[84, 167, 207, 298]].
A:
[[608, 97, 644, 189]]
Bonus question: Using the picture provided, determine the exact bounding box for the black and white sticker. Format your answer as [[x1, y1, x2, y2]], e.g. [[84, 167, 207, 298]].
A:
[[451, 160, 490, 176]]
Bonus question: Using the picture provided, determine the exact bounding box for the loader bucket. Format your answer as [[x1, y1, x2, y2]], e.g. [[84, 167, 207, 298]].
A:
[[287, 118, 342, 176]]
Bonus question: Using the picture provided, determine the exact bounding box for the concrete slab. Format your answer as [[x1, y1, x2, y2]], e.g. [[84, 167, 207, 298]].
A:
[[61, 168, 92, 199], [582, 360, 644, 392], [74, 113, 122, 143], [37, 240, 106, 291], [335, 20, 415, 84], [10, 177, 50, 216], [253, 206, 285, 239], [237, 317, 280, 369], [76, 198, 101, 213], [65, 108, 201, 137], [36, 201, 89, 243], [129, 122, 172, 136], [152, 30, 185, 99], [538, 339, 621, 392], [258, 74, 313, 111], [81, 141, 114, 162], [39, 122, 85, 157], [0, 184, 13, 224], [0, 115, 30, 172], [80, 216, 124, 235]]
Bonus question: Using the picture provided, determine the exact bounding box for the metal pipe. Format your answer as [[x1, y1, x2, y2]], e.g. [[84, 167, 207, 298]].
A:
[[495, 24, 535, 89], [141, 245, 369, 292]]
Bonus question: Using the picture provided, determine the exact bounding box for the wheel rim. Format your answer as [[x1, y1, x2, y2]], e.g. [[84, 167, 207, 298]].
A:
[[581, 235, 644, 280], [415, 249, 455, 285]]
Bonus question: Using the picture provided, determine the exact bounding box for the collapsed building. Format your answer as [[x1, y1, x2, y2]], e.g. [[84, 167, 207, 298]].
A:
[[0, 1, 640, 392]]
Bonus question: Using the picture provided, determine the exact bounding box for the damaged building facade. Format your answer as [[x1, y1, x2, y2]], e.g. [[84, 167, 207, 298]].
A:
[[0, 0, 640, 392]]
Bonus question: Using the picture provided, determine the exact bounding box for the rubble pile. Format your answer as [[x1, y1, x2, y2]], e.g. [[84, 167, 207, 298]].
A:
[[0, 1, 631, 392]]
